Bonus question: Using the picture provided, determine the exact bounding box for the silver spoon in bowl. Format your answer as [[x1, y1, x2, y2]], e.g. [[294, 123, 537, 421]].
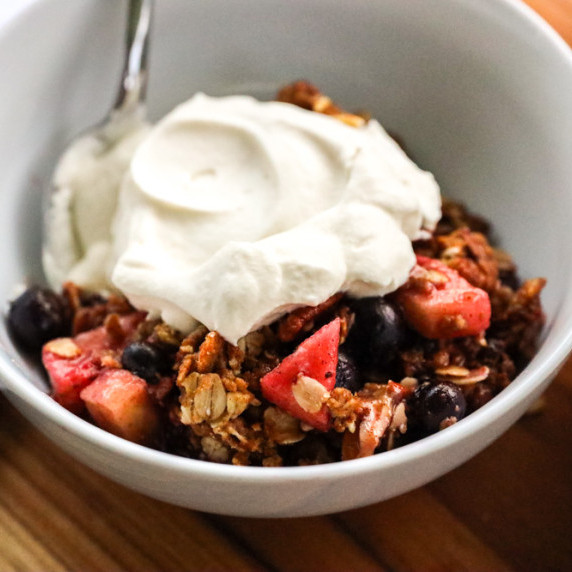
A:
[[43, 0, 154, 289], [110, 0, 153, 131]]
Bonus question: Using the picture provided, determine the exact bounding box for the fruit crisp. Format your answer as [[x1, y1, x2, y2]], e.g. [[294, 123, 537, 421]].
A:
[[8, 83, 545, 466]]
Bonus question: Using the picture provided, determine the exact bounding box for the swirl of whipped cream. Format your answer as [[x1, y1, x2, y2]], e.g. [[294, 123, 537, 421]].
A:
[[44, 92, 441, 344], [110, 93, 440, 343]]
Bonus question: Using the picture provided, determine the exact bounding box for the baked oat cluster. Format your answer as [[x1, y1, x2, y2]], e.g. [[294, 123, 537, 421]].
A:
[[8, 82, 545, 466]]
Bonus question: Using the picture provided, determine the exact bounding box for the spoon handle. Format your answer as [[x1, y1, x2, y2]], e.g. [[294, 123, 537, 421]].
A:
[[114, 0, 154, 113]]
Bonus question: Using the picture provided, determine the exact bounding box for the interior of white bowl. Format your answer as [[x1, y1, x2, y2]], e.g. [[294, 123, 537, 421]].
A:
[[1, 0, 572, 517]]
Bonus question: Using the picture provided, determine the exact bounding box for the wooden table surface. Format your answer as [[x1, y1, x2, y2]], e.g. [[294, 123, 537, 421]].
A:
[[1, 2, 572, 571]]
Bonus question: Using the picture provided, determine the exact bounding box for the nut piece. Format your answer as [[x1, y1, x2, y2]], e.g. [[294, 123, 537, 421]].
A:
[[292, 374, 329, 413], [103, 313, 125, 343], [196, 331, 225, 373], [44, 338, 81, 359], [277, 293, 342, 342]]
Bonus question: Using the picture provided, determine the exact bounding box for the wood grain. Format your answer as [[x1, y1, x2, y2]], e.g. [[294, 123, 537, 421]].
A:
[[523, 0, 572, 43], [1, 1, 571, 570]]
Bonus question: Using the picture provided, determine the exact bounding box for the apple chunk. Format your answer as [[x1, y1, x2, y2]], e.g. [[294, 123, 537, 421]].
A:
[[395, 255, 491, 339], [80, 369, 160, 445]]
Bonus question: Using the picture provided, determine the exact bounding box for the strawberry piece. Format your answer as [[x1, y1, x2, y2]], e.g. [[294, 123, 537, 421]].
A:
[[396, 255, 491, 339], [80, 369, 160, 445], [42, 312, 146, 413], [42, 342, 101, 414], [260, 318, 340, 431]]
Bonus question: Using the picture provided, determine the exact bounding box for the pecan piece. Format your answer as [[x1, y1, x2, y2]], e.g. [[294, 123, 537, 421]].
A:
[[196, 331, 225, 373], [277, 293, 343, 342], [276, 80, 365, 126]]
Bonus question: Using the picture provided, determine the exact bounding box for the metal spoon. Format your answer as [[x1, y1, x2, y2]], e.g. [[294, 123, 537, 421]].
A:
[[42, 0, 154, 288], [109, 0, 153, 132]]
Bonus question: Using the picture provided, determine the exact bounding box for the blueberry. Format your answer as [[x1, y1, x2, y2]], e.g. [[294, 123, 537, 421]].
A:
[[345, 297, 406, 370], [335, 350, 361, 392], [8, 286, 68, 349], [280, 434, 337, 466], [121, 342, 161, 384], [407, 381, 466, 433]]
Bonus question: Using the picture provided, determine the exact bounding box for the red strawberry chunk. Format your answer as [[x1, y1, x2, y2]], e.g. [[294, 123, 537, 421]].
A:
[[260, 317, 340, 431], [42, 342, 101, 414], [80, 369, 159, 445], [395, 255, 491, 339]]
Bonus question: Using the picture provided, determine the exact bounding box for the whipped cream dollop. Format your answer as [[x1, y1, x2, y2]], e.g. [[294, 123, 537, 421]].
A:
[[44, 92, 441, 344], [43, 113, 150, 291]]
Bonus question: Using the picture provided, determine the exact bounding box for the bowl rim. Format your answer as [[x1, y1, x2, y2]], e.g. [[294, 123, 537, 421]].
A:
[[1, 0, 572, 484], [0, 0, 40, 42]]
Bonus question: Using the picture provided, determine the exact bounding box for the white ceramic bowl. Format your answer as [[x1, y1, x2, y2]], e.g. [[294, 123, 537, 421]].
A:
[[1, 0, 572, 518]]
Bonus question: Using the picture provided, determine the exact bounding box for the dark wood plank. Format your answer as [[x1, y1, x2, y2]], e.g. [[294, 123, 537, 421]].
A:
[[337, 490, 514, 572], [214, 515, 388, 572]]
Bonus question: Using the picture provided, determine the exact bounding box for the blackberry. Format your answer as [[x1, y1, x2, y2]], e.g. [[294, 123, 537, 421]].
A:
[[335, 350, 361, 392], [121, 342, 161, 384], [345, 297, 407, 371], [407, 381, 466, 433], [8, 286, 68, 349]]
